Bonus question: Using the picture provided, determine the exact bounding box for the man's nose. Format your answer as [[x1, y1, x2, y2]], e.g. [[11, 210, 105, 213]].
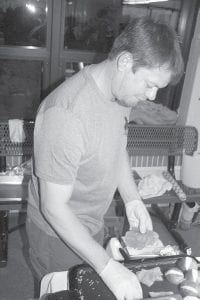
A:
[[146, 87, 158, 101]]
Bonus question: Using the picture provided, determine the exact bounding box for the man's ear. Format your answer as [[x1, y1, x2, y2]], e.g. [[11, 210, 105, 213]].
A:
[[117, 52, 133, 72]]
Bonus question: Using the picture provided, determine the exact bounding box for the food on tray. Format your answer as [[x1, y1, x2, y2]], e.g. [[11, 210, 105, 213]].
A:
[[124, 228, 164, 256], [149, 291, 174, 297], [179, 280, 200, 297], [136, 267, 163, 287], [160, 245, 180, 256], [177, 257, 198, 271], [124, 228, 159, 249], [162, 257, 200, 298], [165, 267, 184, 285]]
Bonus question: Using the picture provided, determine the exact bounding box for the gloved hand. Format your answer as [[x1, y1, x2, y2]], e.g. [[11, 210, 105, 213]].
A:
[[100, 258, 143, 300], [125, 199, 153, 233]]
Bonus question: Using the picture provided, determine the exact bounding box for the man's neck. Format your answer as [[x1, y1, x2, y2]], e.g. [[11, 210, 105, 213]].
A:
[[90, 60, 115, 101]]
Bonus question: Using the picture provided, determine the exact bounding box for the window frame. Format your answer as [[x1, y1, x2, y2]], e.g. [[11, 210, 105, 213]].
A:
[[0, 0, 199, 115]]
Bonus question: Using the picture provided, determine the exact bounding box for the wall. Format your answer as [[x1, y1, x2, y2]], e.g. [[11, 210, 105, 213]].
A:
[[177, 8, 200, 188]]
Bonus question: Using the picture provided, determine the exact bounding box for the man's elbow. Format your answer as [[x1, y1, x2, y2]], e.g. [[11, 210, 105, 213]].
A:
[[40, 200, 56, 223]]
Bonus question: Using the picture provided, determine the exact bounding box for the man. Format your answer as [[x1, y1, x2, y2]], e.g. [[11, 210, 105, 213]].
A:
[[26, 17, 184, 300]]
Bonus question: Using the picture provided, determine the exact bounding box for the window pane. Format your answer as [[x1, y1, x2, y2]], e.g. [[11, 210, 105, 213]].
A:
[[0, 59, 42, 120], [64, 0, 122, 53], [65, 61, 89, 78], [0, 0, 47, 47]]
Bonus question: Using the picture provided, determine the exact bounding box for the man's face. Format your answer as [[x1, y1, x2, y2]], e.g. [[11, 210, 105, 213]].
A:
[[112, 57, 172, 107]]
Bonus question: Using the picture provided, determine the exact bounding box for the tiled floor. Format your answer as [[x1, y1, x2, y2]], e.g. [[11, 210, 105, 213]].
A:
[[0, 210, 200, 300]]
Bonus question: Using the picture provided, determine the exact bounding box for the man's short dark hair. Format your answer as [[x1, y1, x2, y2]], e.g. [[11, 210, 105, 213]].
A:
[[108, 17, 184, 84]]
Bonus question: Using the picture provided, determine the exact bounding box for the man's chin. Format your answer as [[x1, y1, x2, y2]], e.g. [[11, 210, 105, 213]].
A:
[[115, 98, 142, 107]]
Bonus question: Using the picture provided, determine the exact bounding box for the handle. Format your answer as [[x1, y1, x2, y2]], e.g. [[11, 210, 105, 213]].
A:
[[170, 229, 192, 255], [119, 246, 130, 261]]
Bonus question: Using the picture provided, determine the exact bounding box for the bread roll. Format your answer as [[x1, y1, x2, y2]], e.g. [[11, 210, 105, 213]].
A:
[[124, 228, 164, 256]]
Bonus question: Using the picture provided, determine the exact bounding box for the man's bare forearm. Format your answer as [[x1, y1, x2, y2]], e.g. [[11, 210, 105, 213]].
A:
[[40, 179, 110, 274], [118, 151, 141, 204]]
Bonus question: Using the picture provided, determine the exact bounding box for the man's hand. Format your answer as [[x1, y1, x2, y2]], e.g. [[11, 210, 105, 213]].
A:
[[100, 258, 143, 300], [125, 200, 153, 233]]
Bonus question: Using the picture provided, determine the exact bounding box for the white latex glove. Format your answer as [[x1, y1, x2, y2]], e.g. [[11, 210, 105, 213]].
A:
[[125, 200, 153, 233], [100, 258, 143, 300]]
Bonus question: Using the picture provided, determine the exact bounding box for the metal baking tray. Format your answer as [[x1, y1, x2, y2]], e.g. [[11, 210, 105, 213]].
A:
[[68, 254, 199, 300]]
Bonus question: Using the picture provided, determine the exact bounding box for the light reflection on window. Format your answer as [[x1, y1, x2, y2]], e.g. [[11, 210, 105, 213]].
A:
[[0, 0, 47, 47]]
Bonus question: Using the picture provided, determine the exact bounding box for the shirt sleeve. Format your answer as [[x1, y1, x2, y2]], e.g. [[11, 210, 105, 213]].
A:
[[34, 106, 85, 185]]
